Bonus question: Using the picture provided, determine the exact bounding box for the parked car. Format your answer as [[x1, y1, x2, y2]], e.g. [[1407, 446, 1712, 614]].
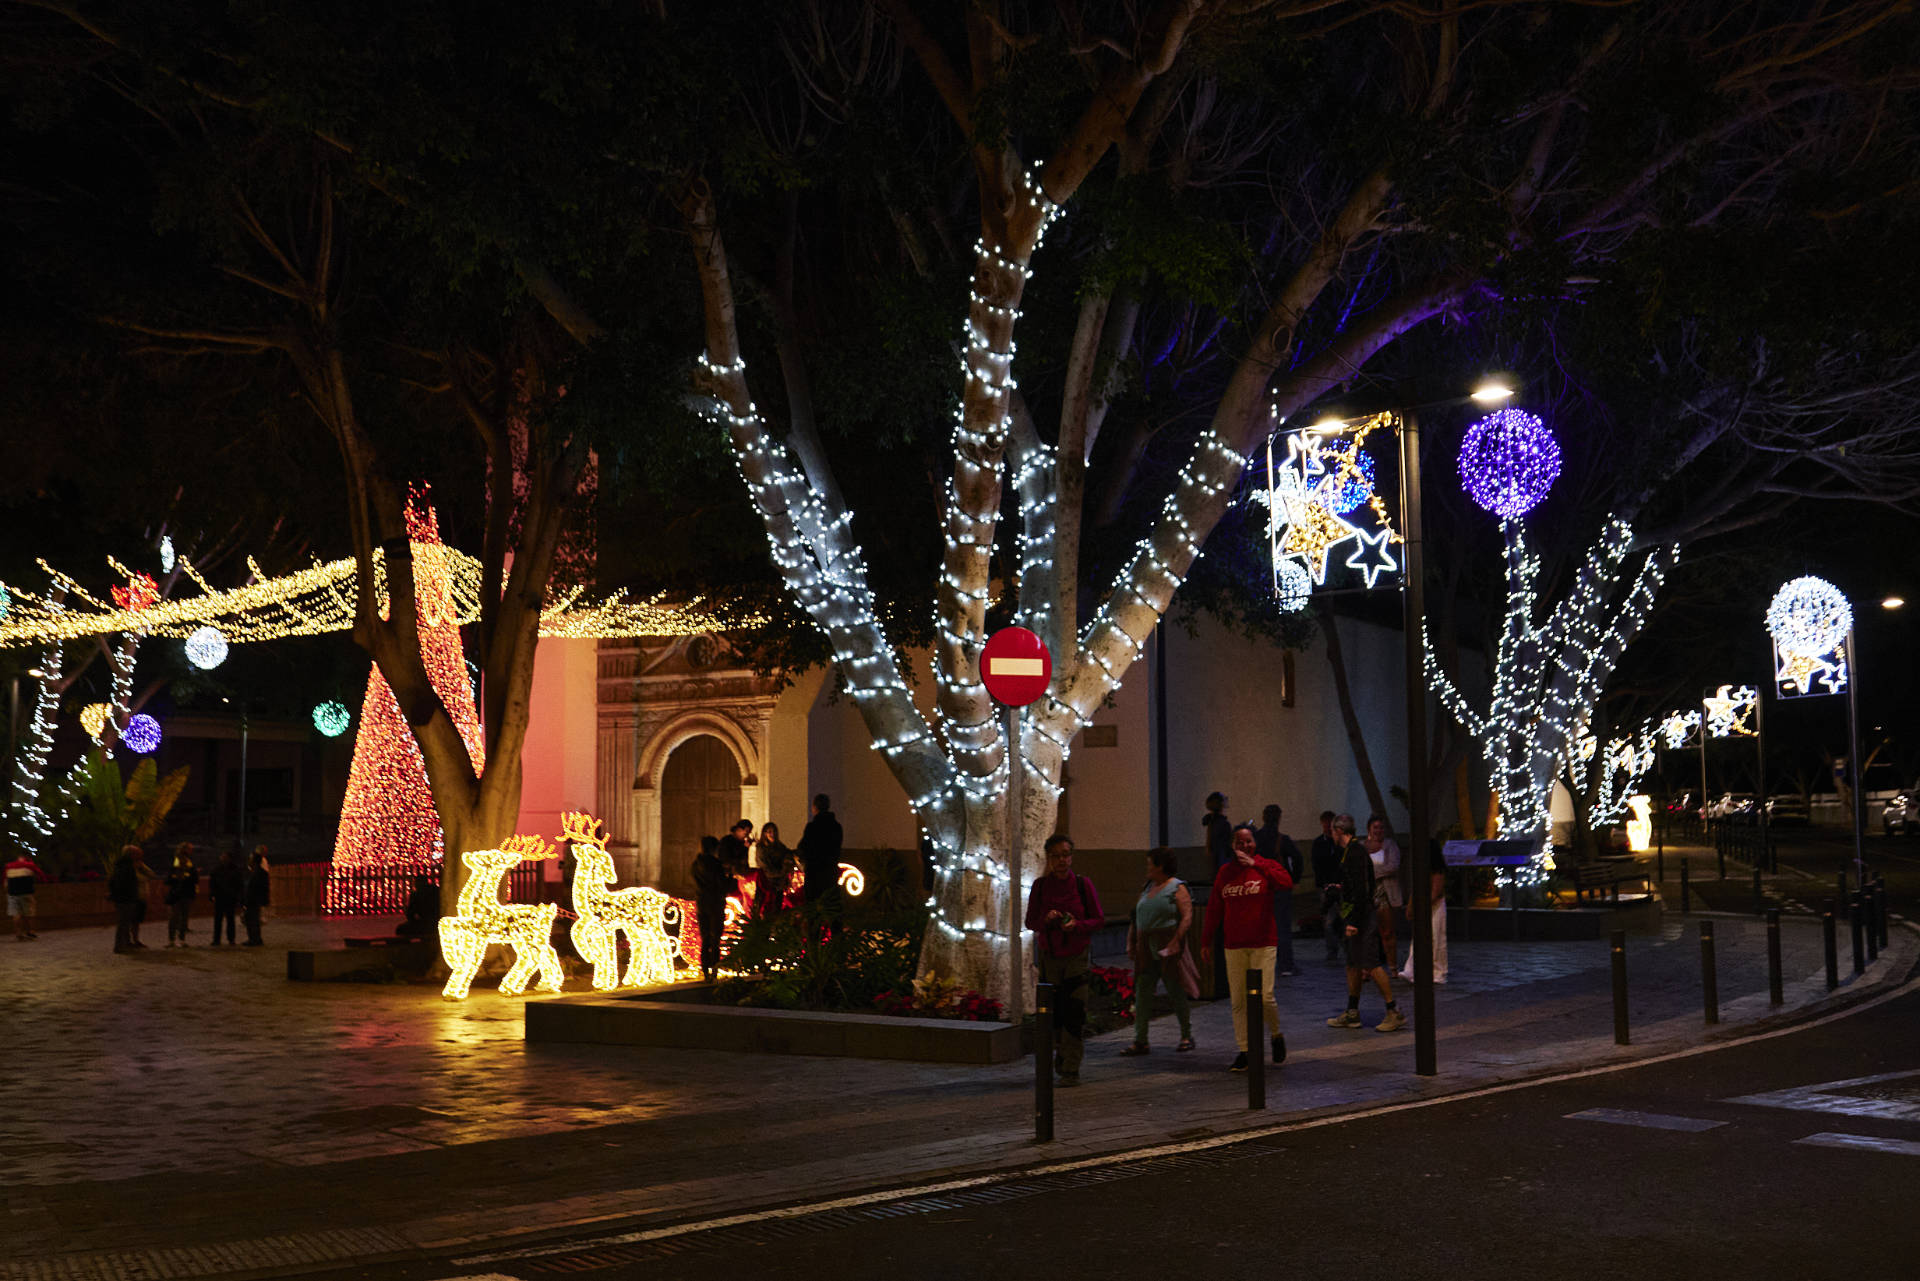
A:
[[1765, 794, 1810, 827], [1666, 791, 1697, 816], [1886, 782, 1918, 836], [1708, 792, 1756, 822]]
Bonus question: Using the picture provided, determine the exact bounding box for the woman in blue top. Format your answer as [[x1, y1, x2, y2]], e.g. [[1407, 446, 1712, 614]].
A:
[[1122, 848, 1197, 1054]]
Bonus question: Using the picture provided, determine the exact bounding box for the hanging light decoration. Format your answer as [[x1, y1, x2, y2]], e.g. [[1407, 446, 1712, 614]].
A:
[[79, 702, 110, 743], [312, 700, 352, 738], [159, 536, 176, 574], [123, 713, 162, 754], [1312, 448, 1376, 516], [1766, 576, 1852, 658], [1275, 560, 1313, 613], [184, 625, 229, 670], [1458, 407, 1561, 519]]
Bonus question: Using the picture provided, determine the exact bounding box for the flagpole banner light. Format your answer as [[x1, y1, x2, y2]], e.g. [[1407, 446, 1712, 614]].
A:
[[1264, 413, 1402, 600], [184, 625, 229, 670], [1659, 709, 1701, 750], [312, 700, 352, 738], [1766, 575, 1852, 698], [1458, 408, 1560, 519], [122, 714, 162, 755], [1702, 684, 1759, 737]]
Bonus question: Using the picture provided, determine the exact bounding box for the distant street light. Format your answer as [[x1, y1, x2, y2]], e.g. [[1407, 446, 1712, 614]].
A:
[[1470, 381, 1515, 404], [1882, 596, 1905, 610]]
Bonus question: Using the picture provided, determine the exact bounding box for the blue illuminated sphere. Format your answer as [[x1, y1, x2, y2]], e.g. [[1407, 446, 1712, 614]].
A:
[[123, 714, 162, 755], [312, 700, 352, 738], [1313, 450, 1377, 516], [1458, 408, 1560, 519]]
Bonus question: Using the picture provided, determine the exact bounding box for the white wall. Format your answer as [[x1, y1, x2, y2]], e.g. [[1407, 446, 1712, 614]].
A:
[[1062, 656, 1151, 849], [1159, 612, 1413, 844], [769, 666, 827, 841], [804, 649, 931, 850], [513, 637, 600, 839]]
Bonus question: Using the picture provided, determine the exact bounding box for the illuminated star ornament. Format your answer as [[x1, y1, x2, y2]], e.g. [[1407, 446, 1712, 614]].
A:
[[1659, 709, 1700, 750], [1264, 413, 1401, 600], [1767, 576, 1852, 697], [1702, 684, 1757, 737]]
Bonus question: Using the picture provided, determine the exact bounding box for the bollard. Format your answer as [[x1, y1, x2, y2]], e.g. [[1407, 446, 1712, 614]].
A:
[[1610, 930, 1629, 1046], [1244, 967, 1266, 1110], [1700, 921, 1719, 1025], [1866, 892, 1879, 963], [1681, 859, 1691, 914], [1823, 902, 1839, 991], [1034, 982, 1055, 1142], [1766, 909, 1783, 1006], [1837, 870, 1849, 908], [1850, 893, 1866, 975], [1752, 865, 1765, 915]]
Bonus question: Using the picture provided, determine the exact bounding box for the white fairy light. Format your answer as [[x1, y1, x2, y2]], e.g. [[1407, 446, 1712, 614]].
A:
[[184, 625, 229, 670], [1766, 576, 1852, 658]]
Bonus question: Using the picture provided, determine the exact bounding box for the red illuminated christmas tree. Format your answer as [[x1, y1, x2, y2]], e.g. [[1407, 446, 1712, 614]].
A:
[[326, 500, 485, 910]]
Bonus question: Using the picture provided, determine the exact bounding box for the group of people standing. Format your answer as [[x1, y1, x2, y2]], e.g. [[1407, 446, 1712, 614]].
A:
[[1027, 794, 1450, 1087], [105, 842, 272, 953], [688, 794, 843, 981]]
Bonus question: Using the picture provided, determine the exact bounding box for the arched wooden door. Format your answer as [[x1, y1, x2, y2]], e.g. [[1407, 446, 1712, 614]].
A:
[[659, 734, 742, 897]]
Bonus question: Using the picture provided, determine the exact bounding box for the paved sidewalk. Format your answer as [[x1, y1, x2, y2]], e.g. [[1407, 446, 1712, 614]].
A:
[[1, 902, 1912, 1279]]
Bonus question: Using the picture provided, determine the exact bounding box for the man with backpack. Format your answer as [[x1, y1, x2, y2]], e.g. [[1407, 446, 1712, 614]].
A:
[[1024, 833, 1104, 1087]]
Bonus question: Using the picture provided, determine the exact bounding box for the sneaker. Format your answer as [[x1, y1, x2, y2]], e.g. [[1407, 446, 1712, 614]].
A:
[[1228, 1052, 1248, 1072], [1326, 1009, 1362, 1029], [1376, 1008, 1407, 1033], [1057, 1072, 1081, 1087], [1271, 1034, 1287, 1065]]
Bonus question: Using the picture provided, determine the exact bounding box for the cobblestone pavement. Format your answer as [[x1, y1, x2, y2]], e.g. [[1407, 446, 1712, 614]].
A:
[[1, 899, 1911, 1277]]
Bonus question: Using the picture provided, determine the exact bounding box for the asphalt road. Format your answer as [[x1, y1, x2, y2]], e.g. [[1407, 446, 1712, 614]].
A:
[[330, 952, 1920, 1281], [1679, 824, 1920, 922]]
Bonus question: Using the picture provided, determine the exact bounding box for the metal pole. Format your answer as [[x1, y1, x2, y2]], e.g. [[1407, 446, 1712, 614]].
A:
[[5, 676, 17, 826], [1700, 921, 1718, 1025], [1875, 876, 1890, 950], [1766, 908, 1783, 1006], [1845, 627, 1865, 888], [1681, 858, 1691, 914], [1865, 890, 1879, 963], [1755, 681, 1772, 873], [1752, 865, 1765, 916], [1399, 410, 1436, 1079], [1033, 981, 1054, 1142], [1823, 901, 1839, 990], [1245, 966, 1266, 1109], [237, 703, 249, 842], [1006, 703, 1026, 1025], [1154, 619, 1169, 849], [1655, 744, 1665, 886], [1698, 714, 1710, 847], [1610, 929, 1629, 1045], [1850, 891, 1865, 975]]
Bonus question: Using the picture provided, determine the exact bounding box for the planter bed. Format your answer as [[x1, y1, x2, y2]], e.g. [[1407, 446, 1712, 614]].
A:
[[525, 991, 1021, 1064]]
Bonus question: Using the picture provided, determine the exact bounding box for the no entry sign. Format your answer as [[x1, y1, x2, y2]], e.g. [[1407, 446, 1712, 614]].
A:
[[981, 626, 1052, 707]]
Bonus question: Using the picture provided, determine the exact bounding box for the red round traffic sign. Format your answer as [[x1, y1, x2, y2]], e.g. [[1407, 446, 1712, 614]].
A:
[[981, 626, 1053, 706]]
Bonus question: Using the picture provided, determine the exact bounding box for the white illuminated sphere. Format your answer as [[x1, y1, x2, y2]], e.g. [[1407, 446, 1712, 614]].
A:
[[1766, 576, 1852, 658], [1276, 560, 1312, 613], [184, 625, 229, 670]]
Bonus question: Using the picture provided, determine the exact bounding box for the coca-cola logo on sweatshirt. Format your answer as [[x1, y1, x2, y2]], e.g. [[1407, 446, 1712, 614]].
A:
[[1219, 878, 1268, 898]]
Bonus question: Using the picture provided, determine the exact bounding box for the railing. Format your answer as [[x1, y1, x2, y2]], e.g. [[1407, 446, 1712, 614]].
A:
[[1711, 820, 1776, 874]]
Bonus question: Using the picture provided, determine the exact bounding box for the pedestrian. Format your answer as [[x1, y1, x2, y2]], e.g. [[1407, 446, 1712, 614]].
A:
[[754, 822, 792, 916], [107, 844, 146, 953], [6, 850, 46, 941], [1121, 848, 1197, 1056], [241, 846, 271, 947], [396, 873, 439, 938], [718, 820, 753, 878], [1199, 823, 1292, 1072], [690, 835, 727, 981], [1024, 833, 1103, 1087], [1201, 791, 1233, 870], [1255, 804, 1305, 976], [163, 843, 198, 947], [1399, 844, 1449, 984], [1310, 810, 1342, 963], [1365, 815, 1404, 975], [798, 794, 844, 913], [1325, 814, 1404, 1032], [207, 847, 242, 946]]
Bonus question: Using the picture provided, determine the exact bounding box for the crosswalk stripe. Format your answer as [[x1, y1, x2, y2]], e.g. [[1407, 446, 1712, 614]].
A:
[[1564, 1108, 1726, 1132], [1794, 1132, 1920, 1157]]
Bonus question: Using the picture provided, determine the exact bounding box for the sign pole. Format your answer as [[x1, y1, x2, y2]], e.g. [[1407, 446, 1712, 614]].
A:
[[1399, 411, 1436, 1078], [1754, 675, 1770, 874], [1006, 700, 1026, 1024], [1845, 628, 1865, 888]]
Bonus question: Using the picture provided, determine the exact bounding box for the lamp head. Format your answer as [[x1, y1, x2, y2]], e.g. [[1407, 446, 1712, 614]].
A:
[[1470, 381, 1515, 404]]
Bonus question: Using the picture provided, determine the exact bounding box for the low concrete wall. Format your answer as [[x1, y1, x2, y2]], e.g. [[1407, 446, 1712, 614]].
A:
[[286, 940, 437, 982], [526, 993, 1021, 1064]]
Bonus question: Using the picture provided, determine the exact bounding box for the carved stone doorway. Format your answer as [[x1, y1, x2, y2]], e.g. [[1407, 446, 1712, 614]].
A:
[[659, 733, 742, 897]]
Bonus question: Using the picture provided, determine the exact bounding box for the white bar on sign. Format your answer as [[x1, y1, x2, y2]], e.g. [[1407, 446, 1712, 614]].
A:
[[988, 657, 1043, 677]]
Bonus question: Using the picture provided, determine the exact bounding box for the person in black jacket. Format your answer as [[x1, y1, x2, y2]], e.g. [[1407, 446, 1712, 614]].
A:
[[108, 845, 146, 954], [1309, 810, 1342, 963], [241, 846, 271, 947], [689, 835, 727, 981], [163, 843, 198, 947], [208, 848, 243, 946], [797, 794, 844, 916]]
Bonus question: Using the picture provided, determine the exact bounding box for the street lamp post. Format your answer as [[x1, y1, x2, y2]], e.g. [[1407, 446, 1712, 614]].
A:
[[1399, 411, 1436, 1078], [1844, 628, 1864, 887]]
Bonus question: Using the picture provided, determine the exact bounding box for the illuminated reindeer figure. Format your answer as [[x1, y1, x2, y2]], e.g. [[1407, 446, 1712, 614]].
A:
[[563, 811, 681, 989], [439, 834, 564, 1000]]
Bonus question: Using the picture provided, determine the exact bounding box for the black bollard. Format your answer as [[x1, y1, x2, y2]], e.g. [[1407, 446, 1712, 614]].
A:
[[1866, 892, 1879, 963], [1681, 859, 1691, 914], [1823, 902, 1839, 991], [1034, 982, 1054, 1142], [1244, 967, 1266, 1110], [1752, 865, 1765, 915], [1766, 909, 1783, 1006], [1700, 921, 1719, 1025], [1850, 893, 1866, 975], [1611, 930, 1629, 1046], [1837, 870, 1849, 908]]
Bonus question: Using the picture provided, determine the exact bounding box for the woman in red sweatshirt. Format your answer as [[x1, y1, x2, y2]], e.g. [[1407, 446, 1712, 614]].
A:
[[1200, 824, 1293, 1072]]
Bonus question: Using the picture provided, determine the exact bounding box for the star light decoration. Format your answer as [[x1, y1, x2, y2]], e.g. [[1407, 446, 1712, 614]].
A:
[[1659, 709, 1701, 750], [1702, 684, 1758, 738], [122, 713, 162, 755], [1458, 408, 1560, 519], [1263, 416, 1401, 601], [1767, 576, 1852, 696]]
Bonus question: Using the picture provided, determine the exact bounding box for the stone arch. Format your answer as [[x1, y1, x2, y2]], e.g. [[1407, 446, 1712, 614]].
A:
[[629, 709, 768, 887]]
